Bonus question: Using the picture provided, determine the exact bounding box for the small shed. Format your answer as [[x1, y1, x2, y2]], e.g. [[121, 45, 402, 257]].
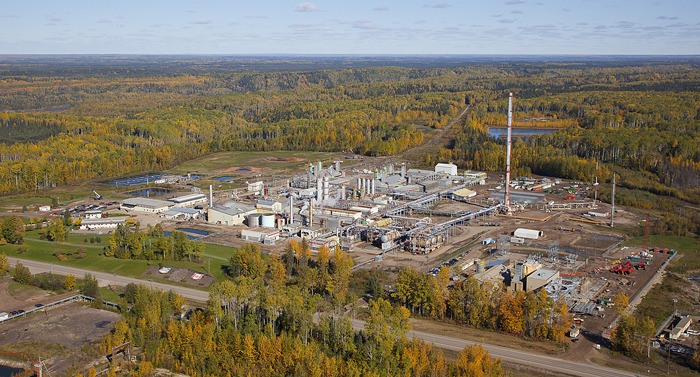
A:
[[481, 238, 495, 245]]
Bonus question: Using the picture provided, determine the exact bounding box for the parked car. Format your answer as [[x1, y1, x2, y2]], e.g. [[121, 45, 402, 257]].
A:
[[35, 303, 45, 308]]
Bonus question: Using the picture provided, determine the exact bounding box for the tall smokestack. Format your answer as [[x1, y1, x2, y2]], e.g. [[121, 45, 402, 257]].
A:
[[610, 173, 616, 227], [308, 200, 313, 227], [504, 93, 514, 212], [289, 195, 294, 224], [335, 160, 341, 173], [209, 185, 213, 207], [371, 179, 376, 195], [316, 177, 323, 201]]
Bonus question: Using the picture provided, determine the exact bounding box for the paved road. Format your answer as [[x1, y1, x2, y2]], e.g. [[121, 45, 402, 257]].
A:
[[350, 319, 637, 377], [7, 257, 209, 302], [8, 257, 637, 377]]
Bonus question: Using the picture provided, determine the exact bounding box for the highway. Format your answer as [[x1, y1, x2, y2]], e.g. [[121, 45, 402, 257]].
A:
[[9, 257, 637, 377]]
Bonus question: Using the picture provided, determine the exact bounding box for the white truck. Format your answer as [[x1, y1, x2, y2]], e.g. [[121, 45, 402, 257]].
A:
[[0, 312, 8, 321]]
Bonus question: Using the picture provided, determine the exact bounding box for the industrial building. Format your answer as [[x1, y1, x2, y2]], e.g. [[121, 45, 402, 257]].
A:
[[83, 210, 102, 219], [464, 171, 487, 181], [241, 227, 280, 244], [489, 190, 546, 205], [513, 228, 543, 240], [79, 217, 126, 230], [435, 163, 458, 176], [208, 201, 256, 225], [162, 207, 202, 220], [526, 268, 559, 292], [120, 198, 172, 213], [168, 193, 208, 207], [256, 199, 283, 213]]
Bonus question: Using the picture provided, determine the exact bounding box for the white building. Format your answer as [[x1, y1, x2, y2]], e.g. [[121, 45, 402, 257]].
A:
[[247, 181, 264, 194], [79, 217, 126, 230], [162, 207, 202, 220], [208, 201, 256, 225], [464, 171, 487, 180], [256, 199, 283, 213], [83, 210, 102, 219], [168, 193, 208, 207], [452, 188, 477, 199], [38, 205, 51, 212], [435, 163, 458, 176], [120, 198, 172, 213], [241, 227, 280, 244], [513, 228, 543, 240]]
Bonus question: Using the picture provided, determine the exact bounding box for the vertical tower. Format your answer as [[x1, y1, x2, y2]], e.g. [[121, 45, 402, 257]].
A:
[[610, 173, 616, 227], [504, 93, 514, 212], [209, 184, 213, 207]]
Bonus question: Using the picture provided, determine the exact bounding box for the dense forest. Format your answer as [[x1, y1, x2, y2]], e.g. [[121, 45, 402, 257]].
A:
[[75, 242, 505, 376], [0, 56, 698, 233]]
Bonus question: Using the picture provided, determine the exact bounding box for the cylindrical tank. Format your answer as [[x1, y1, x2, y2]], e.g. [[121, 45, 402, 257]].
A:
[[476, 259, 485, 273], [261, 213, 275, 228], [247, 213, 262, 227]]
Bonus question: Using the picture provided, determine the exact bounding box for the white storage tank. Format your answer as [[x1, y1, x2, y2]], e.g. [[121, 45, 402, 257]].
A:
[[261, 213, 275, 228]]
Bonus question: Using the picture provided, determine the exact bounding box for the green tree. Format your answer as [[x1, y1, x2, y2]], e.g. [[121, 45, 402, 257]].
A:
[[229, 243, 266, 280], [12, 262, 32, 284], [0, 253, 9, 276], [81, 273, 100, 300], [1, 216, 25, 244], [44, 218, 67, 242]]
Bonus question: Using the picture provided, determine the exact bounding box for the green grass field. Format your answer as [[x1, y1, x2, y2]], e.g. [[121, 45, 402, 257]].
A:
[[170, 150, 340, 175], [1, 230, 236, 288]]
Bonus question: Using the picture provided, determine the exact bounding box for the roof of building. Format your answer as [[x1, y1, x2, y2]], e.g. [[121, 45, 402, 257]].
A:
[[529, 268, 559, 281], [81, 218, 126, 225], [382, 174, 405, 186], [165, 208, 201, 215], [678, 316, 692, 329], [169, 193, 207, 203], [211, 202, 255, 216], [122, 197, 173, 208], [453, 188, 477, 197], [489, 190, 546, 204], [435, 163, 457, 168], [257, 199, 280, 206], [241, 227, 280, 236], [84, 210, 102, 214]]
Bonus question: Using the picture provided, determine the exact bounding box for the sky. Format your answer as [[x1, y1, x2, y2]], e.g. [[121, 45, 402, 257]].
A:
[[1, 0, 699, 55]]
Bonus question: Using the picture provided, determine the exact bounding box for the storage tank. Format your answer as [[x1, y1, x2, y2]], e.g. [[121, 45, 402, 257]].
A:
[[476, 259, 485, 273], [247, 213, 262, 227], [261, 213, 275, 228]]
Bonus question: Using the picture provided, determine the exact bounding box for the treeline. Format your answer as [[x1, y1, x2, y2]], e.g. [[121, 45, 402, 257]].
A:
[[393, 267, 570, 341], [89, 242, 504, 376], [104, 223, 204, 262]]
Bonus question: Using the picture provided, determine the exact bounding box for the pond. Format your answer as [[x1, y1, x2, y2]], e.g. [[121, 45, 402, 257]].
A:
[[163, 231, 199, 240], [176, 228, 210, 237], [213, 176, 234, 181], [488, 127, 560, 139], [236, 168, 252, 173], [0, 365, 24, 377], [127, 188, 172, 197]]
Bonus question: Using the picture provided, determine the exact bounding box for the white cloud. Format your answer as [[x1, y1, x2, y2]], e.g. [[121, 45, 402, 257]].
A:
[[424, 3, 451, 9], [296, 2, 320, 12]]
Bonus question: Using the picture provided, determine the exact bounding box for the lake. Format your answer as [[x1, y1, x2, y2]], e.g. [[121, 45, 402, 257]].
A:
[[0, 365, 24, 377], [488, 127, 560, 139], [176, 228, 210, 237]]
